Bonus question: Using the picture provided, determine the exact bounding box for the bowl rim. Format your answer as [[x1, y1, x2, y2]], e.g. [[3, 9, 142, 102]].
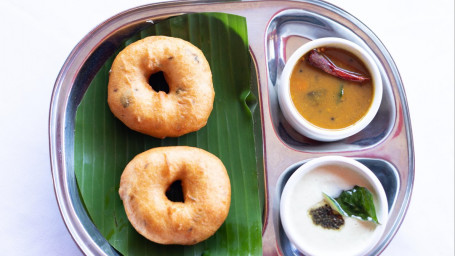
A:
[[280, 155, 389, 256], [278, 37, 383, 141]]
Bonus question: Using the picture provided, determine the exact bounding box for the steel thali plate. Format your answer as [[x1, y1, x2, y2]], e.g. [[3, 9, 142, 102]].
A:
[[49, 0, 414, 255]]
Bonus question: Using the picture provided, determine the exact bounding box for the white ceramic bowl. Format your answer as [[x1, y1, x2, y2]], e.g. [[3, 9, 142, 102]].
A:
[[280, 156, 389, 256], [278, 37, 383, 141]]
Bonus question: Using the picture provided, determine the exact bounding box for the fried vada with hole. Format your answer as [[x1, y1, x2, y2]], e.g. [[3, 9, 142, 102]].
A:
[[119, 146, 231, 245], [108, 36, 214, 138]]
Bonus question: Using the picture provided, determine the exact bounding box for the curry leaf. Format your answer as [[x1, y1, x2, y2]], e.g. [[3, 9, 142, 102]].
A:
[[324, 186, 379, 224]]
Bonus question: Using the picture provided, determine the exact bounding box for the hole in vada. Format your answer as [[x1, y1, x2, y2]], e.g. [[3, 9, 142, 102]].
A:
[[148, 71, 170, 94], [165, 180, 184, 203]]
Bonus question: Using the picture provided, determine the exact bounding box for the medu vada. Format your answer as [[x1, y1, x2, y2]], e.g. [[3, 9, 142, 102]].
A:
[[108, 36, 214, 138], [119, 146, 231, 245]]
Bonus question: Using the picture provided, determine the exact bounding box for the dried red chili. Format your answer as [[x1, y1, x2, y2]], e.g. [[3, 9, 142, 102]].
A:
[[307, 49, 370, 83]]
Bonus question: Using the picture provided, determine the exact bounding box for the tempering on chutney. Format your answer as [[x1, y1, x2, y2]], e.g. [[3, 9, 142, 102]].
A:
[[309, 204, 345, 230]]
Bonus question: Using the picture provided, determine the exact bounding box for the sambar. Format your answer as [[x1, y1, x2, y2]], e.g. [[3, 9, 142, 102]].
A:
[[290, 47, 373, 129]]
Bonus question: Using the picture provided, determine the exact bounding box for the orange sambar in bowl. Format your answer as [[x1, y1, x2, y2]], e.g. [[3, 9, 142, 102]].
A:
[[290, 48, 374, 129]]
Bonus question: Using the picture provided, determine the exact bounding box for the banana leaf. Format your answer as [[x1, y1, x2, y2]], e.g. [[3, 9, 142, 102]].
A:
[[74, 13, 263, 255]]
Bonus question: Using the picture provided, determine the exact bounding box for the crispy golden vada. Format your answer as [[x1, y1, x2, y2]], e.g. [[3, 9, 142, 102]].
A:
[[119, 146, 231, 245], [108, 36, 214, 138]]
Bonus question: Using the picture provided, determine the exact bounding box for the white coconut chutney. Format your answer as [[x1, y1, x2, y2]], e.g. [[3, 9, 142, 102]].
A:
[[282, 164, 383, 256]]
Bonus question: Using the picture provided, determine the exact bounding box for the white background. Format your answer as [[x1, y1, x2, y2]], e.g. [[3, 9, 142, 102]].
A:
[[0, 0, 453, 255]]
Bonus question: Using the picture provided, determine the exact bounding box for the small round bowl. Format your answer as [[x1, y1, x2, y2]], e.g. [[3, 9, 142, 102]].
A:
[[280, 156, 388, 256], [278, 37, 383, 141]]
